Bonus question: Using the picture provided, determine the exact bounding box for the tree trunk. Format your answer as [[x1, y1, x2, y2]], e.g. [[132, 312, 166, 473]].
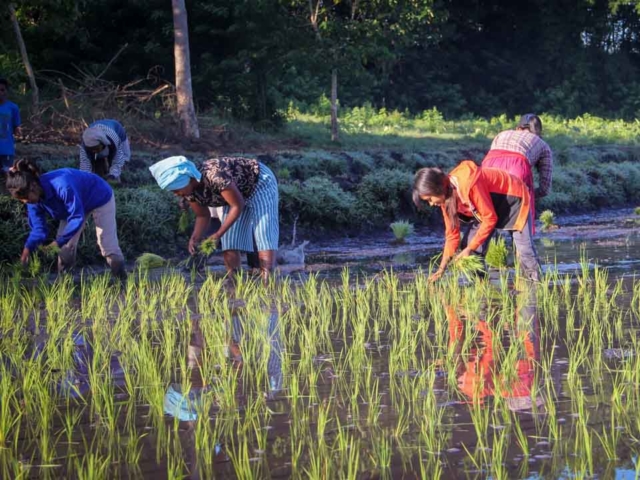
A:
[[330, 68, 339, 142], [8, 3, 39, 110], [171, 0, 200, 139]]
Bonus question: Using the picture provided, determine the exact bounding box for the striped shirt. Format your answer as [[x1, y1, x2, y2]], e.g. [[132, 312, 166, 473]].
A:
[[490, 129, 553, 197], [79, 120, 130, 178]]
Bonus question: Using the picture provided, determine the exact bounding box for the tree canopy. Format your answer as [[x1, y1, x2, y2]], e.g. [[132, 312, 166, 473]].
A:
[[3, 0, 640, 122]]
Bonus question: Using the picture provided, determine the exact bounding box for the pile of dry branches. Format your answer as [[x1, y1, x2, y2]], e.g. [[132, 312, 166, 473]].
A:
[[21, 45, 179, 147]]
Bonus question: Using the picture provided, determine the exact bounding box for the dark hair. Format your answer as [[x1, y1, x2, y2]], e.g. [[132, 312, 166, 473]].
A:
[[6, 158, 42, 199], [412, 167, 458, 229], [0, 78, 9, 88], [517, 113, 542, 136]]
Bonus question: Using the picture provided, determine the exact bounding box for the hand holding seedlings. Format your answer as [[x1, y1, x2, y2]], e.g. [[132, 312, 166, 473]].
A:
[[199, 236, 219, 256], [40, 242, 60, 259]]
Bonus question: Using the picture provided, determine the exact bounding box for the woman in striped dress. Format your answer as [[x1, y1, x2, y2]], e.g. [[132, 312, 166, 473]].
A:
[[149, 156, 279, 280]]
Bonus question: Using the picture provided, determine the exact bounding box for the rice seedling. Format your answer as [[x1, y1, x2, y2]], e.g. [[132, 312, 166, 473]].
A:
[[539, 210, 558, 231], [389, 220, 415, 244], [485, 236, 508, 269]]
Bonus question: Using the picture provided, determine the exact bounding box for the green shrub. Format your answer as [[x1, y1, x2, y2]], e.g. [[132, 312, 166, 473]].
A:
[[278, 177, 356, 228], [0, 196, 28, 263], [390, 220, 415, 243], [355, 169, 413, 225]]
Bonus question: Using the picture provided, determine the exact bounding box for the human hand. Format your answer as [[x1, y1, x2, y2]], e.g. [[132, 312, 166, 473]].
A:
[[188, 236, 200, 255], [454, 247, 473, 263], [20, 247, 30, 265], [106, 175, 121, 186], [428, 269, 444, 283]]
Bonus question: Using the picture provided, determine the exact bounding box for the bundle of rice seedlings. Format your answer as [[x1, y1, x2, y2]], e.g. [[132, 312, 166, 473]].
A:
[[199, 237, 219, 256], [451, 254, 485, 281], [39, 243, 60, 259], [136, 253, 166, 270], [485, 237, 508, 268], [390, 220, 415, 243], [178, 210, 191, 233]]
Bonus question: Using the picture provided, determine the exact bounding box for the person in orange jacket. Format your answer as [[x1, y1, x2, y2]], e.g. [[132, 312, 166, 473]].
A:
[[413, 160, 541, 282]]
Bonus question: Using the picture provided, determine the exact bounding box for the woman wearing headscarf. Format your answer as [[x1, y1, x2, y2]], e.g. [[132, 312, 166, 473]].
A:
[[6, 158, 126, 279], [149, 155, 279, 280], [413, 160, 541, 282], [482, 114, 553, 227], [79, 119, 131, 181]]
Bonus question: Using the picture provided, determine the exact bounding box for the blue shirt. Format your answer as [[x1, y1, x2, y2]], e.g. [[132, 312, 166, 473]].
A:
[[0, 101, 21, 156], [25, 169, 113, 250]]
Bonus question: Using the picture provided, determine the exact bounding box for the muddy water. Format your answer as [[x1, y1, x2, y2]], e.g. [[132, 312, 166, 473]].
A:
[[4, 208, 640, 479]]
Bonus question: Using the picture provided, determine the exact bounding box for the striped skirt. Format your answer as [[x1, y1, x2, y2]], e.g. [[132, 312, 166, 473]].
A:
[[220, 163, 279, 252]]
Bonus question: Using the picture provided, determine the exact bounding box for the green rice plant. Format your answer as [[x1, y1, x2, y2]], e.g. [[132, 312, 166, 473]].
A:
[[634, 206, 640, 216], [390, 220, 415, 243], [370, 429, 392, 470], [74, 451, 111, 480], [199, 237, 218, 256], [27, 253, 42, 278], [539, 210, 557, 231], [485, 236, 508, 268]]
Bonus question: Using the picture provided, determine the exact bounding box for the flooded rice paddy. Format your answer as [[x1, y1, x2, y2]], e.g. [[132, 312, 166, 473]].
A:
[[3, 210, 640, 479]]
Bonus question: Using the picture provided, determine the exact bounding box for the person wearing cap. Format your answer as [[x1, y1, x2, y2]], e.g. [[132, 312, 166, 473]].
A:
[[79, 119, 130, 182], [149, 155, 279, 280], [482, 114, 553, 227]]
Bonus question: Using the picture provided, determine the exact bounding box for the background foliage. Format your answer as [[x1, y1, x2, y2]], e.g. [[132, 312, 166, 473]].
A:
[[3, 1, 640, 122]]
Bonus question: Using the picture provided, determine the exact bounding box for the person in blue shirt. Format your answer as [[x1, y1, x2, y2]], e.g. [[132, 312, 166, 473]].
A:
[[0, 78, 21, 173], [5, 158, 126, 279], [79, 119, 130, 182]]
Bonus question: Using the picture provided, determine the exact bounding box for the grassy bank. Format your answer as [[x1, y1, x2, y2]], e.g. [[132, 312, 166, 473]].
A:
[[3, 110, 640, 265]]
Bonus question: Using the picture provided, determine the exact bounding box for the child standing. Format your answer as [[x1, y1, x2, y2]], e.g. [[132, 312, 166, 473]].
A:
[[0, 78, 21, 173]]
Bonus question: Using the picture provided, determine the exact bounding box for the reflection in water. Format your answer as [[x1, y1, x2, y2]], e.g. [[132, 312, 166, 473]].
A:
[[447, 290, 544, 412]]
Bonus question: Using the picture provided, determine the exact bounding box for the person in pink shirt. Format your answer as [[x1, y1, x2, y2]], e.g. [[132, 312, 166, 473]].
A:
[[482, 114, 553, 228]]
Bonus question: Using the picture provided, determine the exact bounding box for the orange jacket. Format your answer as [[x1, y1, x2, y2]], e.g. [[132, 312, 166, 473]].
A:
[[442, 160, 530, 259]]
